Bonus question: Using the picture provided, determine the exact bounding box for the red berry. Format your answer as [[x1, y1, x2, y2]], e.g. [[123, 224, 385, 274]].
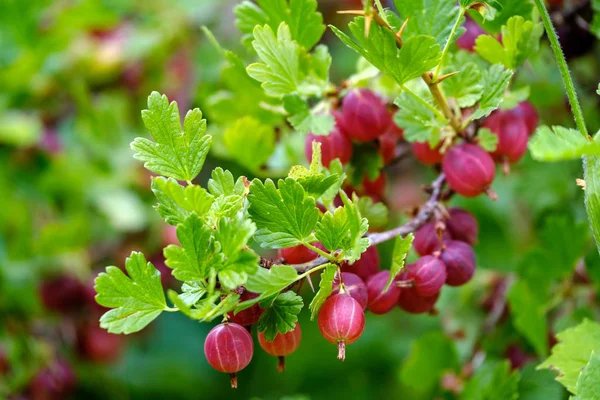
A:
[[339, 89, 391, 142], [397, 273, 440, 314], [204, 322, 254, 388], [366, 271, 401, 315], [305, 123, 353, 167], [414, 221, 451, 256], [438, 240, 476, 287], [504, 344, 532, 370], [362, 173, 387, 199], [0, 346, 9, 376], [378, 131, 397, 164], [407, 256, 447, 297], [318, 294, 365, 361], [442, 143, 496, 197], [457, 17, 486, 52], [412, 142, 444, 165], [446, 208, 478, 246], [39, 275, 87, 314], [258, 323, 302, 372], [331, 272, 368, 310], [510, 101, 539, 135], [386, 121, 404, 139], [77, 324, 124, 363], [484, 111, 529, 163], [341, 245, 380, 281], [162, 224, 178, 246], [229, 291, 264, 327], [30, 359, 76, 400], [279, 245, 318, 264]]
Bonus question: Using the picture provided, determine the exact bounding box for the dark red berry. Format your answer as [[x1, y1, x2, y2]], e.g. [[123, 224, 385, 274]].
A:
[[341, 245, 380, 281], [412, 142, 444, 165], [204, 322, 254, 388], [362, 173, 387, 199], [339, 89, 391, 142], [407, 256, 447, 297], [483, 111, 529, 163], [504, 344, 532, 370], [0, 346, 9, 376], [378, 131, 397, 164], [366, 271, 401, 315], [397, 272, 440, 314], [414, 221, 451, 256], [457, 16, 487, 52], [510, 101, 539, 135], [39, 275, 87, 314], [438, 240, 476, 287], [228, 291, 264, 327], [77, 324, 124, 363], [279, 245, 318, 264], [331, 272, 368, 310], [305, 123, 353, 167], [258, 323, 302, 372], [318, 294, 365, 361], [446, 208, 478, 246], [386, 121, 404, 139], [442, 143, 496, 197], [30, 359, 76, 400]]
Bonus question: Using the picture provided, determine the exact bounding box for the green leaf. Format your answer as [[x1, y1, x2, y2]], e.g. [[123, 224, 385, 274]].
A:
[[331, 18, 441, 86], [178, 281, 207, 307], [349, 144, 384, 184], [151, 177, 214, 226], [339, 191, 370, 263], [315, 208, 349, 253], [441, 60, 484, 108], [575, 350, 600, 399], [394, 90, 447, 145], [529, 126, 600, 161], [245, 265, 300, 297], [289, 142, 341, 199], [283, 95, 335, 135], [235, 0, 325, 50], [131, 92, 211, 181], [539, 216, 589, 280], [95, 252, 166, 334], [168, 289, 211, 320], [518, 364, 565, 400], [538, 319, 600, 394], [224, 116, 275, 171], [585, 156, 600, 256], [322, 159, 346, 203], [507, 278, 548, 357], [163, 214, 221, 281], [478, 128, 499, 152], [247, 23, 302, 97], [357, 196, 389, 229], [461, 360, 519, 400], [385, 234, 414, 291], [208, 167, 246, 198], [393, 0, 462, 47], [475, 16, 543, 70], [248, 178, 319, 248], [257, 291, 303, 341], [471, 64, 513, 120], [308, 264, 337, 320], [400, 332, 460, 398], [460, 1, 503, 20]]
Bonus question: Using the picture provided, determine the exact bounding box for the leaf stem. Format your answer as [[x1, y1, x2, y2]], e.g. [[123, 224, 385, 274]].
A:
[[304, 242, 335, 261], [373, 0, 388, 23], [533, 0, 589, 139], [164, 306, 179, 312], [434, 8, 466, 78], [402, 86, 448, 123]]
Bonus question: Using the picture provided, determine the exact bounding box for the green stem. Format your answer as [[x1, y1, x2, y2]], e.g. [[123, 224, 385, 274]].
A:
[[533, 0, 589, 139], [297, 263, 329, 280], [402, 86, 448, 123], [304, 242, 335, 262], [164, 306, 179, 312], [434, 8, 466, 78], [374, 0, 388, 23]]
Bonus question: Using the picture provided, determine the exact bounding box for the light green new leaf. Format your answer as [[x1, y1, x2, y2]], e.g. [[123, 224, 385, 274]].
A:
[[384, 234, 414, 291], [508, 279, 548, 357], [394, 0, 462, 46], [244, 265, 300, 297], [95, 252, 166, 334], [248, 178, 319, 248], [224, 116, 275, 171], [309, 263, 337, 320], [257, 291, 303, 341], [207, 167, 246, 198], [460, 0, 503, 20], [151, 177, 214, 226], [315, 208, 349, 253], [357, 196, 389, 229], [339, 191, 370, 263], [575, 350, 600, 399], [471, 64, 513, 120], [529, 126, 600, 161], [289, 142, 340, 198], [394, 91, 447, 145], [478, 128, 499, 152], [132, 92, 211, 181], [283, 94, 334, 135], [538, 319, 600, 394]]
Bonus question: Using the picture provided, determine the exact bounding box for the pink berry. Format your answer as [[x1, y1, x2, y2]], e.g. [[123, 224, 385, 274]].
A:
[[30, 359, 76, 400], [258, 323, 302, 372], [457, 17, 487, 52], [412, 142, 444, 165], [204, 322, 254, 388], [366, 271, 401, 315], [229, 291, 264, 327], [386, 121, 404, 139], [341, 245, 380, 281], [362, 173, 387, 199], [39, 275, 86, 314], [339, 89, 391, 142], [414, 221, 451, 256], [442, 143, 496, 197], [318, 294, 365, 361], [331, 272, 368, 310], [438, 240, 476, 287], [77, 324, 124, 364], [446, 208, 478, 246], [378, 131, 397, 164], [510, 101, 539, 135], [305, 124, 353, 167], [407, 256, 447, 297], [483, 111, 529, 163], [279, 245, 318, 264], [397, 273, 440, 314]]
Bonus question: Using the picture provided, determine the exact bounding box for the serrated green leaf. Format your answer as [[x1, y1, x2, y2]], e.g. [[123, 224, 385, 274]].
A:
[[575, 350, 600, 399], [538, 319, 600, 394], [245, 265, 300, 297], [309, 263, 337, 320], [95, 252, 166, 334], [315, 208, 349, 253], [151, 177, 214, 226], [339, 191, 370, 263], [248, 178, 319, 248], [178, 281, 207, 307], [289, 142, 341, 199], [208, 167, 246, 198], [518, 364, 565, 400], [357, 196, 389, 229], [322, 159, 346, 203], [224, 116, 275, 171], [385, 234, 413, 291], [131, 92, 211, 181], [461, 360, 519, 400], [168, 289, 208, 320], [529, 126, 600, 161], [478, 128, 499, 152], [508, 279, 548, 357], [394, 91, 447, 145], [441, 61, 484, 108], [283, 94, 335, 135], [257, 291, 303, 341], [394, 0, 462, 47], [471, 64, 513, 120]]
